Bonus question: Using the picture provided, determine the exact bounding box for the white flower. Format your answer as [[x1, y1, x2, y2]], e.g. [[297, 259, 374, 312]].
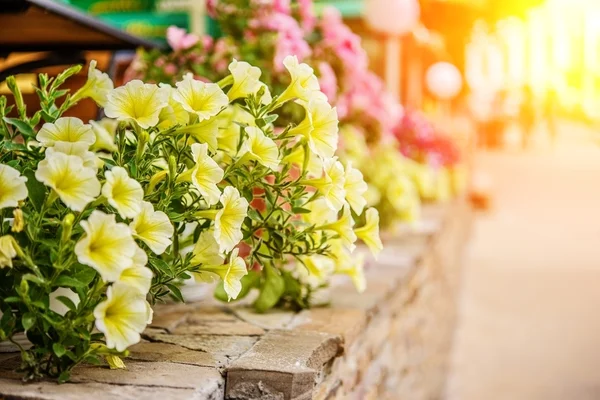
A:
[[172, 74, 228, 121], [75, 211, 137, 282], [221, 249, 247, 301], [304, 157, 346, 212], [46, 142, 98, 171], [183, 143, 224, 206], [102, 166, 144, 219], [105, 80, 169, 129], [191, 230, 224, 267], [130, 201, 174, 255], [227, 59, 263, 101], [240, 126, 280, 170], [37, 117, 95, 148], [157, 84, 190, 129], [74, 60, 114, 107], [36, 152, 100, 212], [319, 205, 357, 252], [89, 119, 118, 152], [0, 235, 17, 269], [94, 283, 150, 352], [0, 164, 27, 209]]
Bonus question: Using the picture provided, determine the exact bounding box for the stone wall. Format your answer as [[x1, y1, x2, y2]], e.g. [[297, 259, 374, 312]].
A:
[[0, 200, 471, 400]]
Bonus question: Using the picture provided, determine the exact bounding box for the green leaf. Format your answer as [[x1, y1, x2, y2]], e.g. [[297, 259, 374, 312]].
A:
[[2, 141, 27, 151], [52, 343, 66, 357], [54, 275, 87, 288], [292, 207, 311, 214], [58, 371, 71, 384], [55, 296, 77, 312], [214, 271, 260, 302], [71, 267, 96, 286], [150, 258, 171, 275], [166, 283, 184, 303], [3, 117, 36, 138], [21, 312, 35, 331], [253, 265, 285, 313], [23, 169, 47, 211]]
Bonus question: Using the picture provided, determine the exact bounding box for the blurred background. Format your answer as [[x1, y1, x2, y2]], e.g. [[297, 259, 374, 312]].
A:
[[2, 0, 600, 399]]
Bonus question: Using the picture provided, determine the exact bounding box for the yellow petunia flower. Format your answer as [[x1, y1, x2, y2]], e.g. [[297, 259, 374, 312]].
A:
[[89, 119, 118, 153], [46, 142, 98, 171], [104, 80, 169, 129], [354, 208, 383, 259], [240, 126, 280, 171], [118, 246, 153, 295], [178, 143, 224, 206], [178, 116, 220, 151], [303, 157, 346, 212], [196, 248, 247, 301], [36, 152, 100, 212], [0, 235, 17, 269], [130, 201, 174, 255], [216, 106, 255, 156], [204, 187, 248, 253], [227, 59, 263, 102], [157, 84, 190, 129], [344, 162, 368, 215], [289, 100, 339, 159], [318, 205, 357, 252], [191, 230, 224, 277], [102, 166, 144, 219], [302, 198, 336, 226], [276, 55, 325, 106], [172, 74, 228, 121], [329, 240, 366, 293], [71, 60, 114, 107], [94, 282, 150, 352], [75, 211, 137, 282], [0, 164, 27, 210], [297, 254, 335, 288], [37, 117, 95, 148]]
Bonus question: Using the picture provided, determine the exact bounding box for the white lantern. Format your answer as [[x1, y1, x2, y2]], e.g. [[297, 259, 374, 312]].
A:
[[426, 62, 463, 100], [364, 0, 421, 35]]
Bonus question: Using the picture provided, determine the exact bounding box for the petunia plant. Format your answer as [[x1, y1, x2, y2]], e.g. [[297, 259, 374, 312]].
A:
[[0, 57, 381, 381]]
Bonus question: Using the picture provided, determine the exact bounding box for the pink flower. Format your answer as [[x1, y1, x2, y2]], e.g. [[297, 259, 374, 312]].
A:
[[163, 63, 177, 75], [273, 0, 291, 14], [319, 7, 368, 73], [318, 62, 337, 102], [298, 0, 316, 32], [206, 0, 217, 18], [166, 26, 200, 51]]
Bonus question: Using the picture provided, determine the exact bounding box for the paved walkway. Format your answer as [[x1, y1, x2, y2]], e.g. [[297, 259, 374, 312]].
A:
[[445, 123, 600, 400]]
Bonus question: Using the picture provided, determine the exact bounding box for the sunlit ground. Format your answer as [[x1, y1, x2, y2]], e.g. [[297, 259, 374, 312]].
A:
[[445, 121, 600, 400]]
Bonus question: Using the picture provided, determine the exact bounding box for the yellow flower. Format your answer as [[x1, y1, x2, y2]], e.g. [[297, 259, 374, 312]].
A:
[[130, 201, 174, 255], [106, 355, 126, 370], [104, 80, 169, 129], [72, 60, 114, 107], [212, 187, 248, 253], [289, 100, 339, 159], [12, 209, 24, 233], [180, 117, 220, 151], [282, 143, 323, 177], [46, 142, 98, 171], [240, 127, 280, 170], [157, 84, 190, 129], [304, 158, 346, 212], [173, 74, 228, 121], [0, 164, 27, 209], [37, 117, 95, 148], [354, 208, 383, 259], [102, 166, 144, 219], [221, 249, 247, 301], [94, 282, 150, 352], [89, 119, 118, 152], [338, 125, 369, 168], [318, 205, 357, 252], [118, 246, 153, 294], [196, 248, 247, 301], [36, 152, 100, 212], [75, 211, 137, 282], [227, 59, 263, 101], [0, 235, 17, 269], [191, 230, 224, 284], [387, 175, 420, 216], [330, 240, 366, 293], [297, 254, 334, 288], [344, 162, 368, 215], [178, 143, 224, 206], [276, 55, 323, 106], [217, 106, 255, 156], [302, 198, 336, 226]]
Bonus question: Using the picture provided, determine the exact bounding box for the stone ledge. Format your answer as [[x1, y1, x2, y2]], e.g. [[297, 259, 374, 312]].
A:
[[0, 200, 472, 400]]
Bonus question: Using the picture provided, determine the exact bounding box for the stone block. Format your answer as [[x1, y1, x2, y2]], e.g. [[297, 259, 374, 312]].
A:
[[232, 307, 295, 331]]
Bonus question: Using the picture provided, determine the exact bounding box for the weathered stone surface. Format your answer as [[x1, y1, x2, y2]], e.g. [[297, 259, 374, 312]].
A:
[[128, 341, 219, 368], [145, 332, 258, 366], [0, 378, 202, 400], [173, 308, 265, 336], [226, 330, 341, 400], [232, 307, 295, 331]]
